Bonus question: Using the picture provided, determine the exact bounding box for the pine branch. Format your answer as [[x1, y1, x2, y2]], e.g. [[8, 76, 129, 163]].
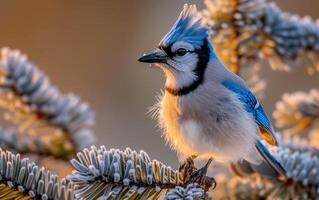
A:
[[68, 145, 182, 199], [0, 148, 73, 200], [68, 146, 215, 199], [204, 0, 319, 71], [217, 144, 319, 199], [0, 147, 213, 200], [164, 184, 208, 200], [273, 89, 319, 138], [277, 147, 319, 191], [0, 127, 70, 160], [212, 175, 266, 199], [0, 47, 96, 159], [202, 0, 319, 95]]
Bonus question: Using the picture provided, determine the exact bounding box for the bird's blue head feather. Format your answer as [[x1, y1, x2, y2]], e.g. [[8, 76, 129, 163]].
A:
[[160, 4, 209, 49], [138, 4, 215, 96]]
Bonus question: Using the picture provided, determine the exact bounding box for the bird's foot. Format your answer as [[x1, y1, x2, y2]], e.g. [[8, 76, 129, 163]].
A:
[[179, 157, 216, 191], [188, 158, 216, 191]]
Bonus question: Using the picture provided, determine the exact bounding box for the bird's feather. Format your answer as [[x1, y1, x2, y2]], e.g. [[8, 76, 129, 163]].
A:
[[160, 4, 209, 49], [222, 80, 278, 145], [232, 140, 286, 177], [254, 140, 286, 177]]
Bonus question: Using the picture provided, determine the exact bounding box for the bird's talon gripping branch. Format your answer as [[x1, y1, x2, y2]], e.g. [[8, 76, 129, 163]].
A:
[[179, 157, 216, 191], [189, 158, 214, 189], [201, 175, 217, 191]]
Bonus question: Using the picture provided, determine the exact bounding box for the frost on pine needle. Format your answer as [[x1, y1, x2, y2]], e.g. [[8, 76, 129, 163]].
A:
[[273, 89, 319, 137], [0, 47, 96, 159], [277, 147, 319, 191], [202, 0, 319, 95], [212, 175, 264, 199], [0, 127, 71, 161], [164, 184, 207, 200], [279, 135, 319, 153], [0, 148, 73, 200], [68, 146, 182, 200]]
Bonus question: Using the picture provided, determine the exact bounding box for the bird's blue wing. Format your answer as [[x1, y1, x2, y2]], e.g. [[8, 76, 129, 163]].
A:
[[222, 81, 278, 145]]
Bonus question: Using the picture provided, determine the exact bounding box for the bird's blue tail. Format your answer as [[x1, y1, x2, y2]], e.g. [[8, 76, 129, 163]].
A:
[[255, 140, 286, 176], [231, 140, 286, 178]]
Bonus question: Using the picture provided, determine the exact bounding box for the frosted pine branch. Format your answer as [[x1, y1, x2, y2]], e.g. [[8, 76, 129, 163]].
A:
[[226, 144, 319, 199], [273, 89, 319, 139], [277, 147, 319, 190], [0, 47, 96, 159], [68, 145, 183, 199], [0, 148, 73, 199], [164, 184, 207, 200], [0, 128, 54, 156], [203, 0, 319, 76]]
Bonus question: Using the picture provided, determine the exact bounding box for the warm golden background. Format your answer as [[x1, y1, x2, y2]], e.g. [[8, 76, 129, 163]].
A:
[[0, 0, 318, 168]]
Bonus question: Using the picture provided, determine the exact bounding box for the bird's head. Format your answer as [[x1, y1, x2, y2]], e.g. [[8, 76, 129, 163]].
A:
[[138, 4, 215, 96]]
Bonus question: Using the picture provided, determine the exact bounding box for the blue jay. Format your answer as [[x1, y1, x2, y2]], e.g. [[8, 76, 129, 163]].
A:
[[138, 4, 285, 177]]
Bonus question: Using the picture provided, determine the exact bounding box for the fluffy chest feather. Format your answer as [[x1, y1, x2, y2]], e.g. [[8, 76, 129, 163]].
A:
[[159, 93, 198, 157], [158, 83, 259, 163]]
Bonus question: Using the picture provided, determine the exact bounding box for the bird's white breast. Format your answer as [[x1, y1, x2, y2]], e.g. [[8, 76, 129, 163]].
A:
[[158, 82, 261, 164], [180, 120, 204, 150], [158, 93, 199, 158]]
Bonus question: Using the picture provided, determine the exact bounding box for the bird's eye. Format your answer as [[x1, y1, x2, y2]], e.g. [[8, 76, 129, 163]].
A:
[[175, 48, 187, 56]]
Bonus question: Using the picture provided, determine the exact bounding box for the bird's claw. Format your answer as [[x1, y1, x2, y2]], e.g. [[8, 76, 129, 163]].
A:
[[188, 158, 212, 183], [179, 157, 216, 191], [200, 174, 217, 191]]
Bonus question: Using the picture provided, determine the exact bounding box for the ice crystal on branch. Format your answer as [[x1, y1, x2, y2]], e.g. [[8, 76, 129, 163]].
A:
[[0, 47, 96, 159]]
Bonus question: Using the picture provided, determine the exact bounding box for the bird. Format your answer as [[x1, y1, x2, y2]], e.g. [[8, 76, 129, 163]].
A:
[[138, 4, 285, 179]]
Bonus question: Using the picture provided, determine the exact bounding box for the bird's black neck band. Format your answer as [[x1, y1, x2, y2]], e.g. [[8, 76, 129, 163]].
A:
[[165, 39, 210, 96]]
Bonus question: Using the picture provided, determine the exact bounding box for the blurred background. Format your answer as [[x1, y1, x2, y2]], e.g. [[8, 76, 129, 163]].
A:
[[0, 0, 318, 168]]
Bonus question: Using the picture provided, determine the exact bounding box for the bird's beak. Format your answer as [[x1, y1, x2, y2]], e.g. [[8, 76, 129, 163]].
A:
[[138, 52, 167, 64]]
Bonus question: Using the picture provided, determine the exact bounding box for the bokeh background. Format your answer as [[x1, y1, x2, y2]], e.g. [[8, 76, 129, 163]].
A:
[[0, 0, 318, 168]]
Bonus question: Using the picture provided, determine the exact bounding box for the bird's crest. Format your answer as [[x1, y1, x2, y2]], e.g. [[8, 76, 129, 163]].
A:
[[160, 4, 209, 49]]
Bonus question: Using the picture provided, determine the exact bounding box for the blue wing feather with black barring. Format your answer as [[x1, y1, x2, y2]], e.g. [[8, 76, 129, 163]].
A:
[[222, 81, 278, 145]]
